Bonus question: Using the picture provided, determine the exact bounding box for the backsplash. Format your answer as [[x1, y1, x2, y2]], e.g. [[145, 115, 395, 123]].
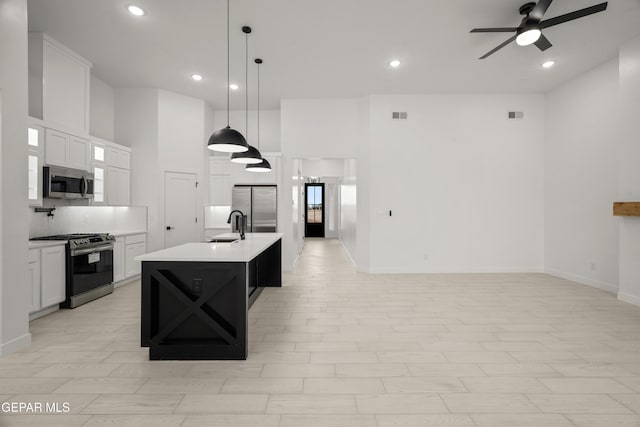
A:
[[29, 205, 148, 238]]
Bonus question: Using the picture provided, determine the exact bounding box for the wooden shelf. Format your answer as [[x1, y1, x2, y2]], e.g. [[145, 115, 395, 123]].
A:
[[614, 202, 640, 217]]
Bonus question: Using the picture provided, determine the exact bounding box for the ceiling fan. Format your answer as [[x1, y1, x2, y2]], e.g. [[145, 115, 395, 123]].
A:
[[471, 0, 608, 59]]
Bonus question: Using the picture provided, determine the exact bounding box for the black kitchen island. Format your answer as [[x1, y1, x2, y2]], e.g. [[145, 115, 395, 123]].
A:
[[138, 233, 282, 360]]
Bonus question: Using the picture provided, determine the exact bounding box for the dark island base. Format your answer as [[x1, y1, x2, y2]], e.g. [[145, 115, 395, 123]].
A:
[[141, 239, 281, 360]]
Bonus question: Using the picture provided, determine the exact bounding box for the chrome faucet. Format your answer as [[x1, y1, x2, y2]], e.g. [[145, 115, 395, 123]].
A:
[[227, 210, 247, 240]]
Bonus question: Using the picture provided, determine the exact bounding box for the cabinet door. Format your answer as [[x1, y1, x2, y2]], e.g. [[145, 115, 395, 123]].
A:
[[209, 175, 231, 205], [113, 239, 125, 283], [107, 166, 118, 205], [27, 250, 41, 314], [125, 242, 146, 278], [117, 150, 131, 169], [40, 246, 66, 307], [68, 136, 89, 170], [45, 129, 68, 167], [117, 169, 130, 206], [106, 147, 119, 166]]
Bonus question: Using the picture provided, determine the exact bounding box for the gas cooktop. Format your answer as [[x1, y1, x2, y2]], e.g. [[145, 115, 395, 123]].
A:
[[30, 233, 108, 241]]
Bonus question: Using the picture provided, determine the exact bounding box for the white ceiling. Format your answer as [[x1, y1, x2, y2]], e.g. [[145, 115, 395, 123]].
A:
[[28, 0, 640, 110]]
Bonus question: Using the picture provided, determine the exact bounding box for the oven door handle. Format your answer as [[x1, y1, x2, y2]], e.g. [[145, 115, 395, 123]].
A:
[[70, 244, 114, 257]]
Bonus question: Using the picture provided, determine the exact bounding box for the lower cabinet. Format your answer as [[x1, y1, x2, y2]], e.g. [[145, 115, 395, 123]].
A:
[[113, 234, 146, 283], [113, 238, 125, 283], [28, 245, 66, 314], [27, 249, 41, 313], [40, 246, 66, 307]]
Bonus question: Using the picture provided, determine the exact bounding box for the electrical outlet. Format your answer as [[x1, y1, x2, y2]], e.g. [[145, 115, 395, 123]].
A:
[[192, 278, 203, 296]]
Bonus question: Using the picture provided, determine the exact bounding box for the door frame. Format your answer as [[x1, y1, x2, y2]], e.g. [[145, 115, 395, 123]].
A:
[[305, 182, 325, 238]]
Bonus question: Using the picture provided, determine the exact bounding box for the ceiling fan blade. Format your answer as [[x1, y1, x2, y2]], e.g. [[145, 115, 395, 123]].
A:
[[534, 34, 553, 51], [541, 2, 608, 29], [530, 0, 554, 21], [479, 35, 517, 59], [471, 27, 518, 33]]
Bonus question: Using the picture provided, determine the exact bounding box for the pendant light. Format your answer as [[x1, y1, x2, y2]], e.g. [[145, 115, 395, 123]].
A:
[[246, 58, 272, 173], [207, 0, 248, 153], [231, 26, 263, 164]]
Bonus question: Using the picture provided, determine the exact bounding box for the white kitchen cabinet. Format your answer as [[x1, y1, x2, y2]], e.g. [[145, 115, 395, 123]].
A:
[[44, 128, 90, 170], [27, 249, 41, 314], [209, 175, 231, 205], [40, 245, 66, 308], [107, 166, 131, 206], [29, 33, 91, 134], [125, 235, 146, 278], [113, 238, 125, 283], [107, 147, 131, 169]]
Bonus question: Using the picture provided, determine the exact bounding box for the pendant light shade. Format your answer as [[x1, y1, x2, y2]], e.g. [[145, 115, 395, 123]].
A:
[[230, 26, 264, 164], [231, 145, 262, 163], [246, 158, 272, 172], [247, 58, 271, 173], [207, 0, 248, 153], [208, 127, 248, 153]]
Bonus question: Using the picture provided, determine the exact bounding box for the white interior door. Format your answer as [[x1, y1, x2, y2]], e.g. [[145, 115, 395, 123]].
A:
[[165, 171, 198, 248]]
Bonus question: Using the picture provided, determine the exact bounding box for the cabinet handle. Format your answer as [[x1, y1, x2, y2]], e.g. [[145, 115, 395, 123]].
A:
[[166, 226, 173, 230]]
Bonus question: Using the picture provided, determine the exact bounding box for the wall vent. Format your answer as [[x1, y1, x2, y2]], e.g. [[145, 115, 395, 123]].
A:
[[508, 111, 524, 119], [392, 112, 408, 120]]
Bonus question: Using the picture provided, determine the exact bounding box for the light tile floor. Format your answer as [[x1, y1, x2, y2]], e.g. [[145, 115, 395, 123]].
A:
[[1, 238, 640, 426]]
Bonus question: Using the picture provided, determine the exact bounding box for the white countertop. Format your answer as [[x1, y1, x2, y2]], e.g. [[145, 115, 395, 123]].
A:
[[135, 233, 283, 263], [28, 240, 67, 249]]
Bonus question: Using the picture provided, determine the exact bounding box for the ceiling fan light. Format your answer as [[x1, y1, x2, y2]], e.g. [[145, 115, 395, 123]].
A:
[[230, 145, 263, 164], [207, 127, 249, 153], [516, 27, 541, 46]]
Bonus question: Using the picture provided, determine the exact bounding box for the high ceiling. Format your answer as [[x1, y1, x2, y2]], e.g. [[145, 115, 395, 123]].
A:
[[28, 0, 640, 109]]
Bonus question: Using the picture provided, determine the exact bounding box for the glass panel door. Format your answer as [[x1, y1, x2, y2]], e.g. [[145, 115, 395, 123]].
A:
[[305, 183, 325, 238]]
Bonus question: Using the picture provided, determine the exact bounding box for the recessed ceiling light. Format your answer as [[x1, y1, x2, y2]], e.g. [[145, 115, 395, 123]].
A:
[[229, 84, 239, 90], [542, 60, 555, 69], [191, 74, 203, 81], [127, 5, 145, 16], [389, 60, 401, 68]]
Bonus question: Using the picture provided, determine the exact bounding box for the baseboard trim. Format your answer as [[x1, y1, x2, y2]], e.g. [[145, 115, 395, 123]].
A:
[[545, 268, 618, 294], [114, 275, 140, 288], [618, 292, 640, 307], [29, 305, 59, 321], [0, 333, 32, 357]]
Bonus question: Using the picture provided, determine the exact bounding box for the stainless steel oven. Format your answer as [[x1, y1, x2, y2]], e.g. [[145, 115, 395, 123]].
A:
[[43, 165, 95, 199], [30, 234, 115, 308]]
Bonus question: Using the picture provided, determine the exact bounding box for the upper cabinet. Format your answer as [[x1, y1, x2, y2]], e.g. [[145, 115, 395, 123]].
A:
[[29, 33, 92, 135], [44, 128, 90, 170]]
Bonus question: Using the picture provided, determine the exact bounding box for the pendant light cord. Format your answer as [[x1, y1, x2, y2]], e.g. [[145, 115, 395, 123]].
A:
[[245, 31, 249, 142], [226, 0, 230, 127], [257, 60, 260, 150]]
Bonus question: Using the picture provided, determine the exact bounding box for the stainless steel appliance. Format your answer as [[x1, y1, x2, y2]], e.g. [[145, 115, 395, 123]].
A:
[[30, 233, 115, 308], [231, 185, 277, 233], [43, 166, 95, 199]]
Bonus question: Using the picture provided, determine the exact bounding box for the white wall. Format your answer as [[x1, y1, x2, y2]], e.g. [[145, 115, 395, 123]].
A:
[[341, 159, 357, 264], [368, 94, 545, 273], [213, 109, 280, 152], [114, 88, 162, 250], [618, 35, 640, 305], [0, 0, 31, 356], [544, 58, 620, 293], [89, 74, 114, 141], [301, 159, 345, 178]]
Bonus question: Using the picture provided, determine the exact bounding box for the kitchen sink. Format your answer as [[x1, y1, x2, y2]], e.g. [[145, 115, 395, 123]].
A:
[[209, 238, 239, 243]]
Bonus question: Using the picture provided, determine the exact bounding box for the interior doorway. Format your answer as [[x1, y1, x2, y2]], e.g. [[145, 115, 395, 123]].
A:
[[164, 171, 197, 248], [305, 183, 325, 238]]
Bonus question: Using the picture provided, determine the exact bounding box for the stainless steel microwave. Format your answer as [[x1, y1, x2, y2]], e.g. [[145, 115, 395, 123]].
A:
[[43, 166, 94, 199]]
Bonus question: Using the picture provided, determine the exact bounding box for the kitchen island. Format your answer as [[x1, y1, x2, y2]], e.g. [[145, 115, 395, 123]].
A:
[[137, 233, 282, 360]]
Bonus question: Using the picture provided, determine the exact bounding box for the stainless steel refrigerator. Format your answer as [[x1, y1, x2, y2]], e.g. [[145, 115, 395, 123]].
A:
[[231, 185, 277, 232]]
